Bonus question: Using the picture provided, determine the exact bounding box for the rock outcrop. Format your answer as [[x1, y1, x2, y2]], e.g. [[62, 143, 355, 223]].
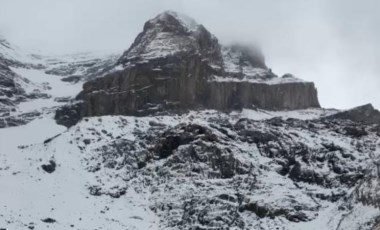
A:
[[0, 59, 26, 108], [43, 110, 380, 229], [326, 104, 380, 124], [72, 11, 320, 119]]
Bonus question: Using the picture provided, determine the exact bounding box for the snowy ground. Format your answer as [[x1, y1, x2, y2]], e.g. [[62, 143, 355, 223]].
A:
[[0, 116, 159, 230], [0, 67, 159, 229], [1, 109, 379, 229], [10, 67, 82, 114]]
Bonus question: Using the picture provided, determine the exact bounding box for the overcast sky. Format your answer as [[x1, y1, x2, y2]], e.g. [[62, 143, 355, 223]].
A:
[[0, 0, 379, 109]]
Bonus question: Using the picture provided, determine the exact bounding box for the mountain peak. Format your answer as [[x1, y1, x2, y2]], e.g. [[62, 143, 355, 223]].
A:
[[147, 11, 200, 32], [118, 11, 220, 66]]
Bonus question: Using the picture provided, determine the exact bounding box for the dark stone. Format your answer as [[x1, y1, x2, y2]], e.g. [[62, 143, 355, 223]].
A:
[[41, 218, 56, 223], [239, 129, 277, 144], [137, 161, 147, 169], [266, 117, 283, 127], [88, 186, 102, 196], [54, 97, 71, 103], [83, 139, 91, 145], [0, 119, 6, 128], [154, 124, 216, 159], [315, 191, 346, 202], [287, 212, 309, 222], [55, 103, 82, 128], [156, 135, 182, 158], [61, 76, 82, 83], [343, 126, 368, 138], [217, 194, 236, 203], [241, 202, 310, 222], [154, 123, 249, 179], [43, 134, 61, 144], [41, 160, 56, 173], [288, 161, 325, 186], [4, 116, 28, 127], [322, 142, 343, 152]]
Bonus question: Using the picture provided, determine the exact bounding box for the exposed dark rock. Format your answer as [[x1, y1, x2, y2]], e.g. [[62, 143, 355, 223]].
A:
[[61, 76, 82, 83], [238, 128, 277, 144], [154, 124, 216, 159], [88, 185, 102, 196], [0, 119, 5, 128], [315, 191, 346, 202], [55, 102, 83, 128], [41, 218, 56, 223], [179, 197, 244, 229], [83, 139, 91, 145], [41, 160, 56, 173], [54, 96, 71, 103], [326, 104, 380, 124], [240, 202, 310, 222], [205, 81, 319, 111], [43, 134, 61, 144], [343, 126, 368, 138], [27, 92, 50, 100], [0, 60, 27, 109], [0, 111, 41, 129], [153, 123, 249, 179], [322, 142, 343, 152], [288, 161, 325, 186]]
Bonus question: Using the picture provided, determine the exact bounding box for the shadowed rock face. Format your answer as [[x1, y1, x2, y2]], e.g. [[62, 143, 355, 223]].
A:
[[0, 60, 26, 106], [326, 104, 380, 124], [73, 11, 320, 119], [205, 81, 320, 111]]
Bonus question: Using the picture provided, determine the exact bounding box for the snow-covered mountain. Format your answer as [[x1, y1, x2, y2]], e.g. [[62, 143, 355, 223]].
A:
[[0, 36, 121, 128], [1, 11, 380, 230]]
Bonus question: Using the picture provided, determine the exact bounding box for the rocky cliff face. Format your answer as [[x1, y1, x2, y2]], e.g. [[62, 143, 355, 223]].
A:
[[206, 81, 319, 111], [75, 11, 320, 120]]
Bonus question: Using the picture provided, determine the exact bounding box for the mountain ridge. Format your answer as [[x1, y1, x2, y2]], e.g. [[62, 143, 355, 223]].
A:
[[1, 10, 380, 230], [62, 11, 321, 126]]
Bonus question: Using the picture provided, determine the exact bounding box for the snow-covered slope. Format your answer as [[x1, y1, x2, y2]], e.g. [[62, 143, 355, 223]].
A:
[[0, 37, 44, 66], [43, 52, 120, 81], [2, 107, 380, 229], [118, 10, 221, 67], [0, 37, 121, 128]]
